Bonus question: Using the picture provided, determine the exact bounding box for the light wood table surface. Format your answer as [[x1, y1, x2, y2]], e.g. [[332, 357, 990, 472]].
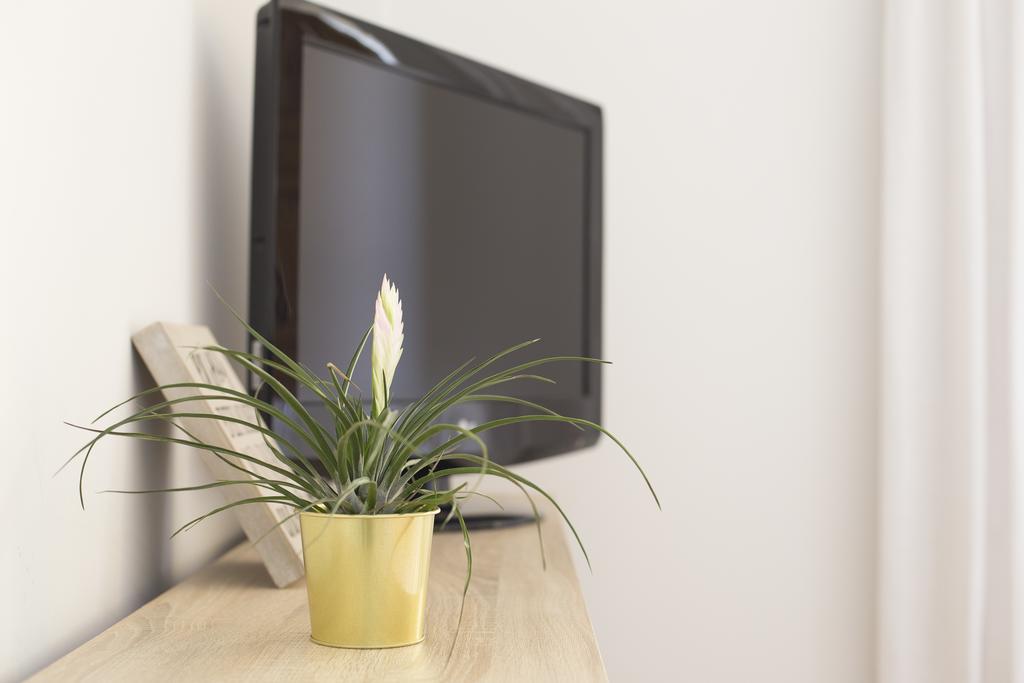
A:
[[31, 508, 607, 682]]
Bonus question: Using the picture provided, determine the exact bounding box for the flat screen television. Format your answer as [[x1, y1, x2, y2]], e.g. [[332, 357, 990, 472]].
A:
[[249, 0, 602, 480]]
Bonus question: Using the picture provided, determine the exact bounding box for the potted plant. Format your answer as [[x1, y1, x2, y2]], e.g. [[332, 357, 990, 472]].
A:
[[65, 276, 658, 648]]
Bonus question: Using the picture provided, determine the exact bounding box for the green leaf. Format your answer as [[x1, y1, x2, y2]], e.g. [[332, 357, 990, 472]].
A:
[[65, 295, 658, 614], [171, 495, 295, 537]]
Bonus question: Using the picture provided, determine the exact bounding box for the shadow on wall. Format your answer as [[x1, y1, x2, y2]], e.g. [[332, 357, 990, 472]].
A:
[[123, 351, 172, 593], [192, 1, 253, 354], [108, 3, 256, 594]]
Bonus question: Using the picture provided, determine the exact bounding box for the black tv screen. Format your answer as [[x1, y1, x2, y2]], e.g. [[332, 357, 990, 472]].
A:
[[250, 1, 602, 464]]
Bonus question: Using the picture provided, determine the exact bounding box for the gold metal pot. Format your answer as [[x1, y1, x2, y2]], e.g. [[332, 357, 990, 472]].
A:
[[299, 509, 439, 648]]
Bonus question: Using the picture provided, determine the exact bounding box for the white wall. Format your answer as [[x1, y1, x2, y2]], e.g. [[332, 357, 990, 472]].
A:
[[1, 1, 880, 681], [0, 3, 254, 680]]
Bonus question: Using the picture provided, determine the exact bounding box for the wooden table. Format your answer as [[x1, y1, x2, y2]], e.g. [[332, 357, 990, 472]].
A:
[[31, 510, 607, 682]]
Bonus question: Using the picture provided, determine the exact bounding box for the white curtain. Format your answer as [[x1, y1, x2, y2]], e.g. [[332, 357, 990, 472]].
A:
[[879, 0, 1024, 682]]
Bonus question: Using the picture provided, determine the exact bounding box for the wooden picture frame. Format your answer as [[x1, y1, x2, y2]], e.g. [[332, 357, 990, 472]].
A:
[[132, 322, 304, 588]]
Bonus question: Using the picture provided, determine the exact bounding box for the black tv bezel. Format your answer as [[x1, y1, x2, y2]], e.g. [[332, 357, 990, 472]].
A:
[[249, 0, 603, 463]]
